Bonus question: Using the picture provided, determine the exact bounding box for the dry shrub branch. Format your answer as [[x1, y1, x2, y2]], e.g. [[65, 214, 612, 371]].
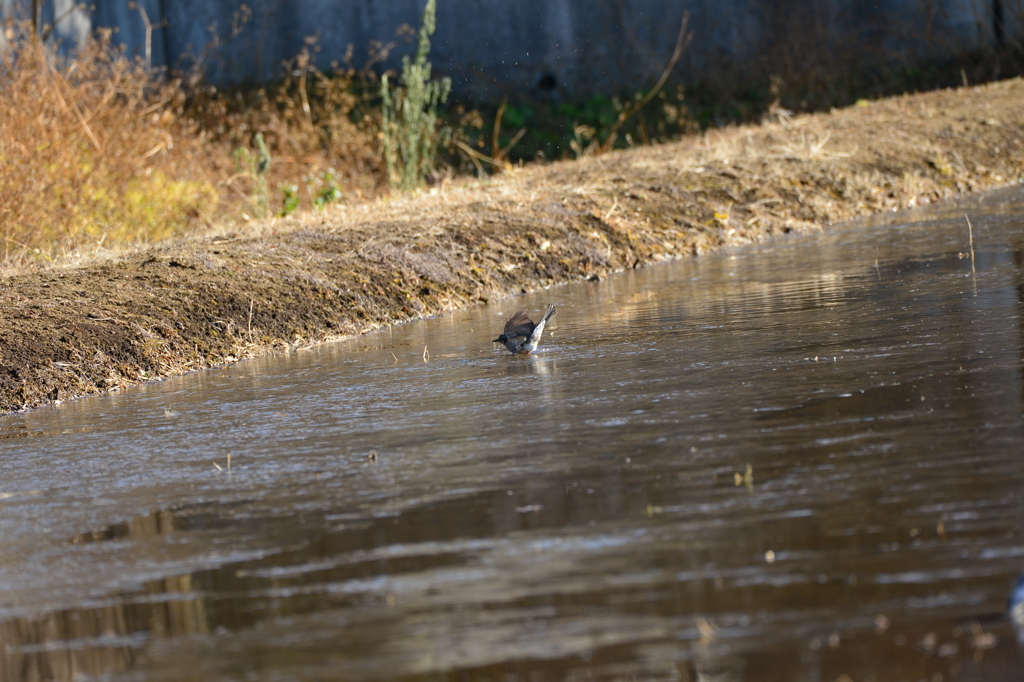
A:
[[0, 25, 384, 268], [186, 42, 385, 215], [0, 26, 222, 263]]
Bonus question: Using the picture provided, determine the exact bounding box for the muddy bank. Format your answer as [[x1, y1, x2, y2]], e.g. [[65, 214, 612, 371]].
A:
[[4, 79, 1024, 414]]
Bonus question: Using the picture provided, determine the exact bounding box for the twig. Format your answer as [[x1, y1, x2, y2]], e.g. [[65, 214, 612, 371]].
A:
[[492, 97, 507, 161], [599, 12, 691, 154], [453, 139, 488, 177], [140, 143, 166, 160], [129, 2, 168, 70], [40, 1, 85, 41], [603, 197, 620, 221], [82, 67, 123, 125], [247, 299, 255, 343], [453, 139, 493, 163], [965, 215, 977, 294], [499, 127, 527, 160], [296, 48, 313, 127], [46, 63, 102, 152], [363, 39, 398, 72], [964, 215, 976, 274]]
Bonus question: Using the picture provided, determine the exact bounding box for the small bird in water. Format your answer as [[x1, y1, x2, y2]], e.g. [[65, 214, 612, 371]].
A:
[[493, 304, 557, 354]]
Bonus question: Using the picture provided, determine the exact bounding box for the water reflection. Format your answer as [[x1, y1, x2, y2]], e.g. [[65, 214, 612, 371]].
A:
[[2, 190, 1024, 680], [1, 510, 207, 681]]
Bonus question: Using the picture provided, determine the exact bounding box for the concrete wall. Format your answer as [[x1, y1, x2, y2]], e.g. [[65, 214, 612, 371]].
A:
[[2, 0, 1020, 97]]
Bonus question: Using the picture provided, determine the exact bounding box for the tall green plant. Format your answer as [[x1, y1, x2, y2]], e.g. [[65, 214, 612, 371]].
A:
[[381, 0, 452, 191]]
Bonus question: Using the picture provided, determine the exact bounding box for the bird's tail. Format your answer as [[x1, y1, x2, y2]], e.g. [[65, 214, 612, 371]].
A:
[[528, 304, 557, 346]]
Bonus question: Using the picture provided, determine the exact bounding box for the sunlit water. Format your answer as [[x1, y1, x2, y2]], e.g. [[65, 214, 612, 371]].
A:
[[3, 188, 1024, 681]]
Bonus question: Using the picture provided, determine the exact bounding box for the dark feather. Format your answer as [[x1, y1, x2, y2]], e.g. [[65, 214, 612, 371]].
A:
[[503, 310, 536, 336]]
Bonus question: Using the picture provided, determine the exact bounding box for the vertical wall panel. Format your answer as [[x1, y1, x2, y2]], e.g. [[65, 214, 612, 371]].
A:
[[1, 0, 1020, 94]]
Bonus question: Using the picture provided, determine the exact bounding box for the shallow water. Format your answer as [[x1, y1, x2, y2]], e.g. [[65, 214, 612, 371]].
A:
[[3, 188, 1024, 681]]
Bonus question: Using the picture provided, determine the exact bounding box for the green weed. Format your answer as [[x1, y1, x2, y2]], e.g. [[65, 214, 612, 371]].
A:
[[380, 0, 452, 190], [313, 170, 342, 209], [278, 184, 301, 216]]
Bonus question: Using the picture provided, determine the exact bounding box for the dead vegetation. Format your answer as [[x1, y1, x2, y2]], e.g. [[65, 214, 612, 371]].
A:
[[0, 26, 219, 262], [0, 24, 384, 268]]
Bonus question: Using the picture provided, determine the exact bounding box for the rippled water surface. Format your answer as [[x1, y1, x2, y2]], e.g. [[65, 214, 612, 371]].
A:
[[4, 189, 1024, 681]]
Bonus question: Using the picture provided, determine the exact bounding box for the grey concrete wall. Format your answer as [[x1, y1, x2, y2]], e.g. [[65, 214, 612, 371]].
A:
[[2, 0, 1020, 97]]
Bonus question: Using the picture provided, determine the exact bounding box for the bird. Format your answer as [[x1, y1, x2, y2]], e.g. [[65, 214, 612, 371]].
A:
[[493, 304, 557, 354]]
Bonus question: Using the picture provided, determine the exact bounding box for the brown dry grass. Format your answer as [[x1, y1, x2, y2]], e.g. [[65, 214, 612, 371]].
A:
[[184, 48, 385, 213], [5, 9, 1023, 275], [0, 26, 384, 268], [0, 27, 220, 262]]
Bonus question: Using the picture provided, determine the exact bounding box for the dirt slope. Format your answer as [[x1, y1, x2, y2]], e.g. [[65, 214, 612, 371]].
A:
[[4, 79, 1024, 413]]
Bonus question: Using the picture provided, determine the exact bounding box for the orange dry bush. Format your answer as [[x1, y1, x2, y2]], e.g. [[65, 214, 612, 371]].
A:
[[0, 25, 220, 265], [0, 27, 386, 268]]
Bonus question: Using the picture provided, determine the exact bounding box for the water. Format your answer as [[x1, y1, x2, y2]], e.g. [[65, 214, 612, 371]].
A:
[[3, 188, 1024, 681]]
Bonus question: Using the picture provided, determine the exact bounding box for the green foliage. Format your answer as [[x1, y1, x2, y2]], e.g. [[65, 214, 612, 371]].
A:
[[277, 170, 341, 215], [313, 170, 342, 209], [449, 87, 694, 166], [278, 184, 300, 216], [380, 0, 452, 191]]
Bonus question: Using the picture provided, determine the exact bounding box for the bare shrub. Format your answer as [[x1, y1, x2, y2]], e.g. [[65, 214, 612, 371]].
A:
[[0, 25, 220, 264], [0, 24, 384, 268]]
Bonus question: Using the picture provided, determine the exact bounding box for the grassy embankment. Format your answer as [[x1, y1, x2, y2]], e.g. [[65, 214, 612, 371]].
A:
[[3, 76, 1024, 414], [5, 6, 1024, 268], [3, 11, 1024, 413]]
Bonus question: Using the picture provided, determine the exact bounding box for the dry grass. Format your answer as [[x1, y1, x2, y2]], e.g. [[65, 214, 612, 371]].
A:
[[0, 27, 220, 263], [185, 49, 385, 215], [0, 25, 384, 268]]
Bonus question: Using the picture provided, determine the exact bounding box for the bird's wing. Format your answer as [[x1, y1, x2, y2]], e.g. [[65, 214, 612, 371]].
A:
[[504, 310, 535, 336]]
